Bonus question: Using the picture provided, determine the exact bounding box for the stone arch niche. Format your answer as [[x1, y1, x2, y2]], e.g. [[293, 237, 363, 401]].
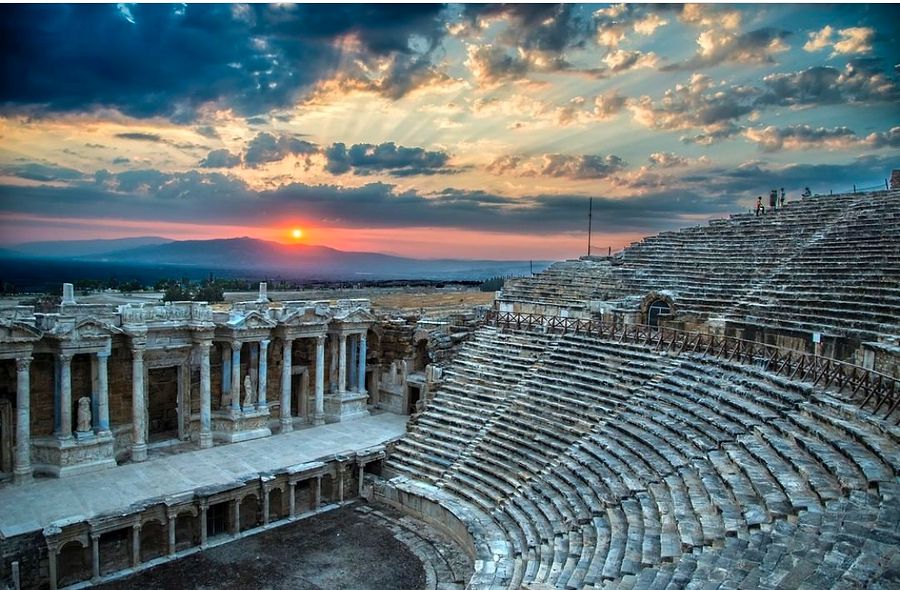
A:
[[412, 335, 429, 371], [140, 518, 167, 562], [268, 487, 286, 521], [98, 527, 131, 576], [640, 292, 676, 328], [174, 507, 200, 552], [239, 493, 261, 531], [365, 326, 382, 397], [57, 539, 91, 587]]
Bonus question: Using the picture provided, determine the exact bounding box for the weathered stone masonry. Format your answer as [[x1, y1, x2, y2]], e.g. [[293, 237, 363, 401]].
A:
[[0, 284, 376, 484]]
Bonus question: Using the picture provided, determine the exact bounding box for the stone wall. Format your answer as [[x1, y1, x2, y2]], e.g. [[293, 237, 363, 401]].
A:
[[379, 320, 417, 366], [0, 530, 46, 590], [30, 354, 55, 438]]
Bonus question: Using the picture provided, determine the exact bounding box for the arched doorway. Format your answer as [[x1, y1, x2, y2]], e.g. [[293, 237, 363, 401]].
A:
[[647, 300, 672, 328], [413, 339, 429, 371]]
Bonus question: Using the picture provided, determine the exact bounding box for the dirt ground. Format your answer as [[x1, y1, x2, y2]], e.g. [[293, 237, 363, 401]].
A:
[[369, 290, 494, 312], [98, 505, 426, 590]]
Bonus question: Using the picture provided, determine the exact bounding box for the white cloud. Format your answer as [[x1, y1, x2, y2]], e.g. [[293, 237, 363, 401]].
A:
[[803, 25, 875, 56], [833, 27, 875, 55], [679, 4, 742, 31]]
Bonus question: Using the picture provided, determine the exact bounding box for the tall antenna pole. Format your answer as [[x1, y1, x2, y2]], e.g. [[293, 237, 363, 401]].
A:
[[587, 197, 593, 256]]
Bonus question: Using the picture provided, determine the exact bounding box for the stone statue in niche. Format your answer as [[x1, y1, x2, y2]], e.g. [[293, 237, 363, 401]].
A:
[[76, 397, 92, 433], [243, 374, 253, 407]]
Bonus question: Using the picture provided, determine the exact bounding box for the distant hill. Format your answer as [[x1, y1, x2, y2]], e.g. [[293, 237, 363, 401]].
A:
[[11, 236, 173, 257], [91, 237, 547, 279], [0, 236, 551, 287]]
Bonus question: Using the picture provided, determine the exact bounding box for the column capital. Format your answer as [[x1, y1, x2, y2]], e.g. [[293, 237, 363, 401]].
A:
[[16, 356, 32, 372], [131, 348, 144, 361], [196, 339, 213, 350], [132, 523, 141, 531], [58, 351, 74, 362], [260, 338, 270, 347], [317, 334, 326, 345], [231, 340, 243, 352], [91, 532, 101, 542], [96, 349, 111, 359]]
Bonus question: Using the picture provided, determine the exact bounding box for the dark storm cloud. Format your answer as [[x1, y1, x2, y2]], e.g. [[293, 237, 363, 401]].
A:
[[115, 132, 164, 143], [324, 142, 453, 177], [0, 4, 448, 120], [756, 61, 900, 107], [463, 4, 593, 53], [199, 149, 242, 169], [0, 172, 722, 234], [0, 154, 893, 237], [487, 154, 626, 180], [0, 162, 85, 182], [9, 154, 894, 236], [114, 131, 209, 151], [243, 132, 318, 167]]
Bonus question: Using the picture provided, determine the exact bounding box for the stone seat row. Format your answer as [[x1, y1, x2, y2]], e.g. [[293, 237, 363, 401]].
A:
[[385, 327, 900, 589]]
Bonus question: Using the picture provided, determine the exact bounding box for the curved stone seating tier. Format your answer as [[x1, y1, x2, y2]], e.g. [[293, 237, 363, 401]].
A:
[[383, 327, 900, 589], [498, 189, 900, 343]]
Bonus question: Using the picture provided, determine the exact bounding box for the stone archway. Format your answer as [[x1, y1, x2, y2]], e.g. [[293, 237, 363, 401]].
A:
[[268, 488, 285, 522], [140, 519, 167, 562], [240, 494, 261, 531], [57, 540, 91, 587], [640, 292, 676, 328]]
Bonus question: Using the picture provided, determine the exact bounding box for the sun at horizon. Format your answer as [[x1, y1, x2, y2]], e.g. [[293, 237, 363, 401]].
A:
[[291, 228, 303, 240]]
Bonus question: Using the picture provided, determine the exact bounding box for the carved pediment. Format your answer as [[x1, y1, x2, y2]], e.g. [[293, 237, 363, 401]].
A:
[[72, 318, 121, 340], [0, 319, 42, 343], [333, 308, 376, 325], [228, 310, 277, 330], [280, 307, 329, 327]]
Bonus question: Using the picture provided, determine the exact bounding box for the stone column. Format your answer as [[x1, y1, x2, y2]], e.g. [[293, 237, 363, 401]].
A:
[[57, 353, 73, 439], [338, 333, 347, 394], [221, 343, 231, 400], [315, 476, 322, 509], [96, 351, 110, 433], [167, 509, 177, 556], [338, 467, 345, 503], [199, 503, 209, 547], [328, 335, 338, 393], [349, 334, 358, 392], [131, 523, 141, 568], [48, 546, 58, 590], [358, 333, 367, 394], [358, 463, 366, 496], [14, 356, 32, 484], [314, 335, 325, 425], [91, 532, 100, 582], [231, 499, 240, 536], [257, 339, 269, 409], [288, 482, 297, 519], [131, 347, 147, 462], [262, 489, 270, 526], [280, 338, 293, 432], [198, 341, 212, 449], [230, 342, 241, 413]]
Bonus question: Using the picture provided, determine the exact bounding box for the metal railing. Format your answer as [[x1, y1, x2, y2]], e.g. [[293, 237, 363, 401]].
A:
[[484, 310, 900, 424]]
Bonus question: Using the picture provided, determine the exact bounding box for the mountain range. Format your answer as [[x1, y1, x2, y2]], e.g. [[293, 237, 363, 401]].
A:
[[1, 236, 551, 285]]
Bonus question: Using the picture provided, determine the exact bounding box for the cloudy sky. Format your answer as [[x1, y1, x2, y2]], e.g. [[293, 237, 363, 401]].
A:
[[0, 3, 897, 259]]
